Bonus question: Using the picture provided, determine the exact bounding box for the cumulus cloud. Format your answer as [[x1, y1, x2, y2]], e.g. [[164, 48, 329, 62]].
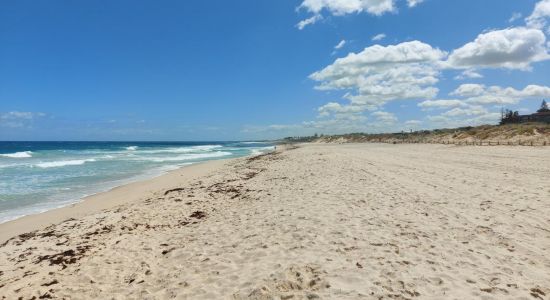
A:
[[454, 69, 483, 80], [299, 0, 396, 16], [418, 83, 550, 129], [311, 41, 446, 110], [419, 83, 550, 129], [450, 84, 486, 97], [451, 84, 550, 105], [427, 112, 502, 128], [441, 105, 488, 117], [446, 27, 550, 70], [418, 99, 466, 109], [297, 0, 424, 30], [278, 0, 550, 136], [318, 102, 365, 117], [295, 0, 428, 30], [296, 14, 323, 30], [371, 33, 386, 41], [526, 0, 550, 30], [371, 111, 398, 123]]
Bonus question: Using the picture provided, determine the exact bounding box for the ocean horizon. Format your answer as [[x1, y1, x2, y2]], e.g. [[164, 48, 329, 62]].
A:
[[0, 141, 274, 223]]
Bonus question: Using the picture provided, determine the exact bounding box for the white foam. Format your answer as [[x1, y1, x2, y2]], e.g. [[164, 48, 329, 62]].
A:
[[250, 149, 263, 156], [145, 151, 231, 162], [35, 159, 97, 168], [0, 151, 33, 158], [135, 145, 224, 155], [126, 146, 139, 151], [250, 146, 275, 156], [190, 145, 223, 150]]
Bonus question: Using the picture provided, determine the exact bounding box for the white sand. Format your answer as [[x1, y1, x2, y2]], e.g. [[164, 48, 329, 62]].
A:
[[1, 144, 549, 299]]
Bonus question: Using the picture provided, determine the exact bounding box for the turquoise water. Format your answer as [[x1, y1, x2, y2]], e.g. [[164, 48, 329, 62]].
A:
[[0, 141, 273, 223]]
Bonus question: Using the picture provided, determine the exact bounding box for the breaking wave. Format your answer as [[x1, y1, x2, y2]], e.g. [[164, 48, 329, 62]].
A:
[[0, 151, 33, 158], [144, 151, 231, 162], [130, 145, 223, 154], [35, 159, 97, 168]]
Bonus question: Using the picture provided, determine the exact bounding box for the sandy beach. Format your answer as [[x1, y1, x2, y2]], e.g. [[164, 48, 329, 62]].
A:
[[1, 144, 549, 299]]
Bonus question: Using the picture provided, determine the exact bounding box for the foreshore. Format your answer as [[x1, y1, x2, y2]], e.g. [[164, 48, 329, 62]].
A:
[[1, 143, 549, 299], [0, 159, 230, 244]]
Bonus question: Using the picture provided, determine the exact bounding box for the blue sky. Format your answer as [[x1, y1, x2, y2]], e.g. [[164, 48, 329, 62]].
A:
[[1, 0, 550, 140]]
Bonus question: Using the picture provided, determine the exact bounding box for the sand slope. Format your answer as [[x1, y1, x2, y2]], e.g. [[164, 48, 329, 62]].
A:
[[1, 144, 549, 299]]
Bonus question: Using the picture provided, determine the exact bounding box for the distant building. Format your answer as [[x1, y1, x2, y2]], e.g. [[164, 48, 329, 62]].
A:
[[501, 100, 550, 124]]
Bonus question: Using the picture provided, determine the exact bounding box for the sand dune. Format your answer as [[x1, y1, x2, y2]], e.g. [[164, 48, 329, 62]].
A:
[[1, 144, 549, 299]]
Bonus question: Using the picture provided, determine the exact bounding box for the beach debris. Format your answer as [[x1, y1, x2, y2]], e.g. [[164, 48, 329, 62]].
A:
[[530, 288, 546, 299], [190, 211, 206, 219], [35, 245, 92, 269], [121, 223, 172, 231], [161, 248, 176, 255], [164, 187, 186, 196], [246, 151, 280, 162], [41, 279, 59, 286], [85, 225, 113, 237], [22, 270, 38, 278], [242, 171, 259, 180], [38, 291, 54, 299], [1, 228, 67, 247]]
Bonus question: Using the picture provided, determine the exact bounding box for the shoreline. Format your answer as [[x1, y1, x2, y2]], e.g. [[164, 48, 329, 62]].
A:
[[0, 157, 232, 244]]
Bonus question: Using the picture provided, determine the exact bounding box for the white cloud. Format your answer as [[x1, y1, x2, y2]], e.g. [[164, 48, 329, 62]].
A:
[[296, 14, 323, 30], [371, 33, 386, 41], [371, 111, 398, 123], [418, 99, 466, 109], [526, 0, 550, 30], [454, 69, 483, 80], [450, 83, 486, 97], [299, 0, 396, 16], [0, 111, 46, 128], [451, 84, 550, 105], [276, 0, 550, 136], [407, 0, 424, 8], [427, 111, 501, 128], [334, 40, 347, 49], [441, 105, 487, 117], [1, 111, 45, 120], [318, 102, 365, 117], [404, 120, 422, 127], [311, 41, 446, 110], [446, 27, 550, 70], [509, 12, 522, 23]]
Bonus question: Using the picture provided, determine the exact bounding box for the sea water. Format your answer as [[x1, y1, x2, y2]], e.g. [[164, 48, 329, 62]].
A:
[[0, 141, 274, 223]]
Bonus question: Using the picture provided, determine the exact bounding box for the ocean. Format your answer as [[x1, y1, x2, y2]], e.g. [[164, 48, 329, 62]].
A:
[[0, 141, 274, 223]]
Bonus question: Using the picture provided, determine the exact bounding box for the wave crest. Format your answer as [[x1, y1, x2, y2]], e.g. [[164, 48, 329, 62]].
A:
[[131, 145, 223, 154], [35, 159, 96, 168], [145, 151, 231, 162], [0, 151, 33, 158]]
